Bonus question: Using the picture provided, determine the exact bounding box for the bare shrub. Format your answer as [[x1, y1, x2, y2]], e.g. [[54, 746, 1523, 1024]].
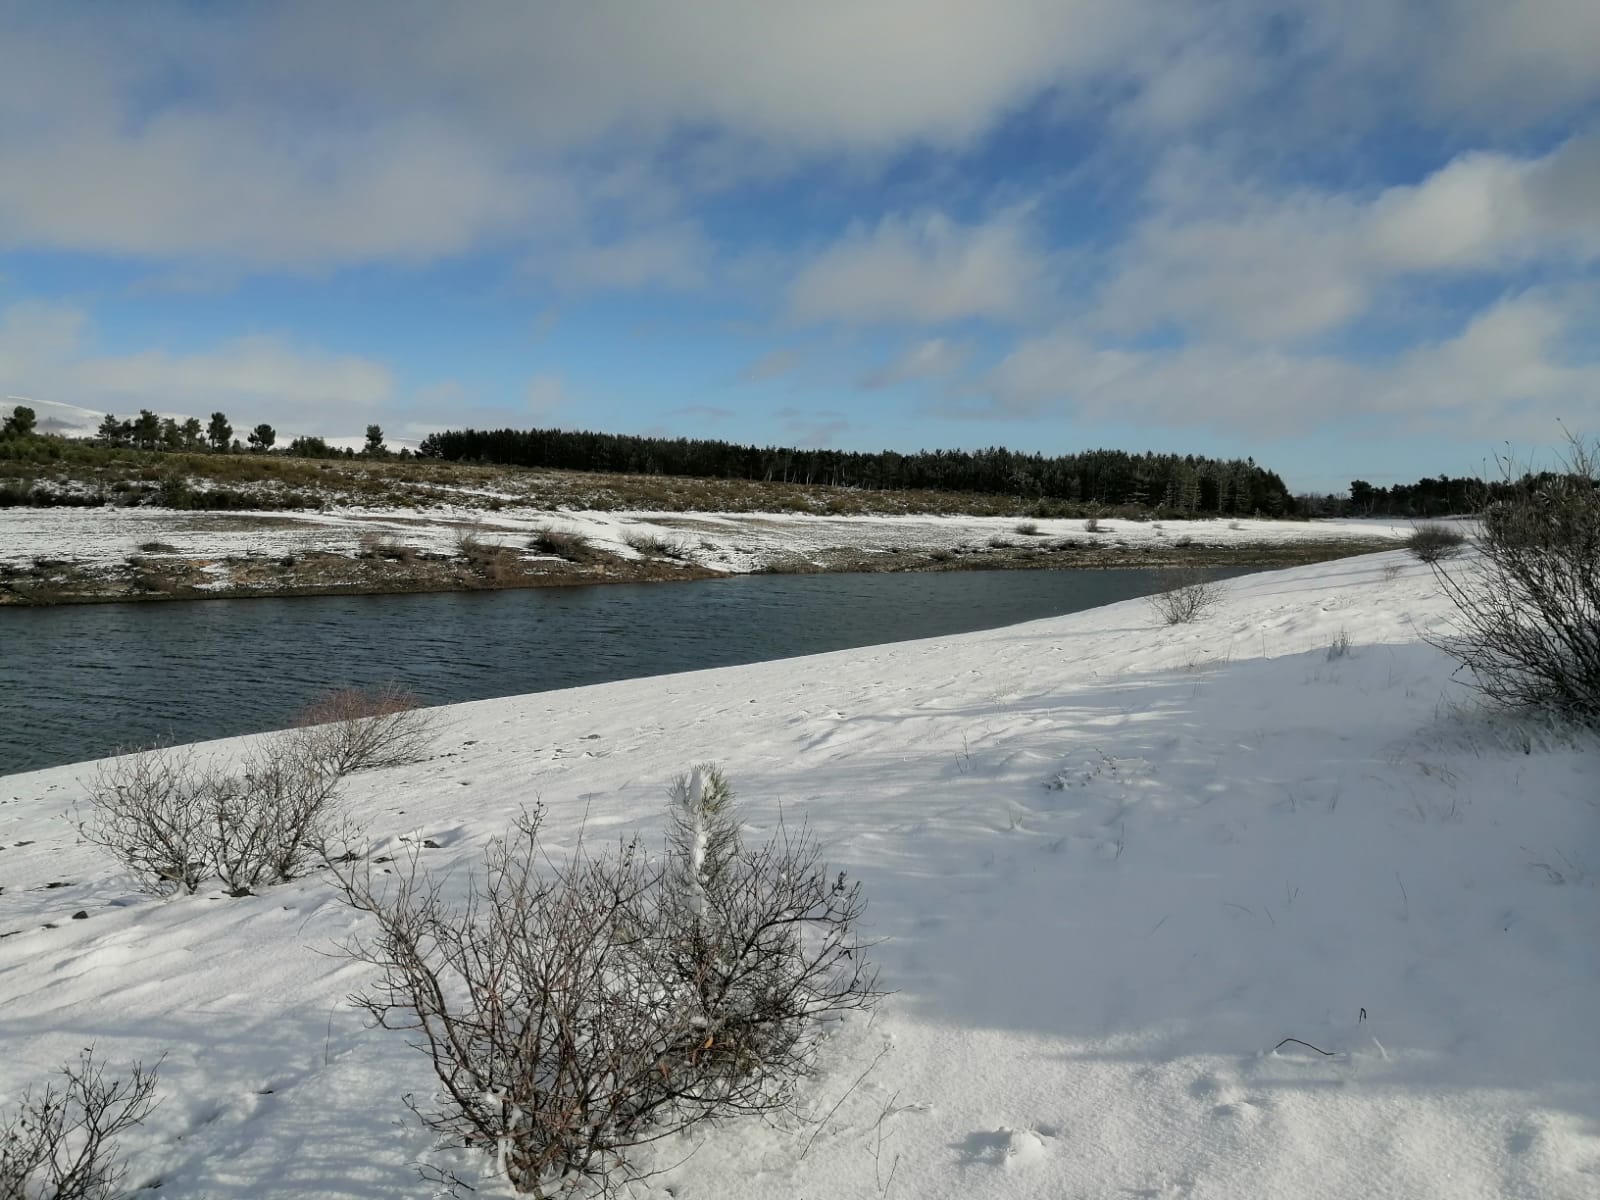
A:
[[528, 527, 597, 562], [1014, 521, 1042, 536], [334, 771, 880, 1196], [1430, 436, 1600, 724], [82, 740, 348, 896], [1405, 522, 1467, 563], [1146, 568, 1226, 625], [0, 1050, 160, 1200], [454, 526, 490, 562], [1173, 534, 1194, 547], [985, 536, 1014, 549], [624, 531, 691, 560], [358, 530, 416, 562], [1083, 516, 1102, 533], [209, 742, 346, 895], [79, 748, 211, 894], [1382, 562, 1403, 581], [927, 547, 954, 563], [292, 683, 434, 774]]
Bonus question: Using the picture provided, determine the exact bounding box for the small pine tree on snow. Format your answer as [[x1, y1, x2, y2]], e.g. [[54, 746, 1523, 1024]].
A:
[[665, 764, 742, 924]]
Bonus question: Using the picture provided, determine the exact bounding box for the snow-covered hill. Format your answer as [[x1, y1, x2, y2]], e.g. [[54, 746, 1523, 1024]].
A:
[[0, 551, 1595, 1198]]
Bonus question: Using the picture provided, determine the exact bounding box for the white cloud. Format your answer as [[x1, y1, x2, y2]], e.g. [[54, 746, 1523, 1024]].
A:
[[525, 375, 568, 419], [0, 2, 1154, 269], [1106, 132, 1600, 341], [1370, 132, 1600, 270], [0, 301, 394, 434], [976, 290, 1598, 443], [790, 213, 1043, 325], [860, 338, 972, 388], [2, 2, 1597, 275], [1301, 0, 1600, 131], [553, 225, 711, 292], [740, 350, 801, 383], [775, 406, 851, 447]]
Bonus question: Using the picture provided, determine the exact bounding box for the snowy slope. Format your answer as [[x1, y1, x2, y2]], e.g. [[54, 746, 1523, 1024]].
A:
[[1, 550, 1595, 1198]]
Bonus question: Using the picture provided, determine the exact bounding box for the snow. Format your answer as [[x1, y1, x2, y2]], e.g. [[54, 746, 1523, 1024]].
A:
[[0, 503, 1412, 577], [1, 549, 1595, 1198]]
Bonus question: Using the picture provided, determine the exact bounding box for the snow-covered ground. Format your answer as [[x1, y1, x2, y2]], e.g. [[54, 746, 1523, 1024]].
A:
[[0, 504, 1411, 578], [2, 548, 1594, 1198]]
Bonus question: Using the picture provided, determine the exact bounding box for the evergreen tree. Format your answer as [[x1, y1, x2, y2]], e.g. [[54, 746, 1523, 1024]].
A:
[[363, 424, 386, 456], [247, 423, 276, 452], [96, 412, 124, 445], [131, 409, 162, 449], [1, 405, 36, 437], [180, 416, 204, 449], [207, 412, 232, 452]]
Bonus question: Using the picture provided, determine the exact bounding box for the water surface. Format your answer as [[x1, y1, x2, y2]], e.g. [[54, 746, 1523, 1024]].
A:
[[0, 568, 1248, 774]]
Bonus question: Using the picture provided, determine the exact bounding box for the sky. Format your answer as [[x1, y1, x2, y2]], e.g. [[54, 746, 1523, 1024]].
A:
[[1, 1, 1597, 494]]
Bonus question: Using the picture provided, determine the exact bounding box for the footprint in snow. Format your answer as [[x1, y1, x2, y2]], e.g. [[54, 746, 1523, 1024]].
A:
[[955, 1126, 1051, 1168]]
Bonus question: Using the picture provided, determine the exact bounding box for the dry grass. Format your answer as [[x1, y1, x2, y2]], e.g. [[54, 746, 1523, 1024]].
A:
[[625, 530, 693, 560], [292, 683, 435, 775], [529, 526, 600, 562]]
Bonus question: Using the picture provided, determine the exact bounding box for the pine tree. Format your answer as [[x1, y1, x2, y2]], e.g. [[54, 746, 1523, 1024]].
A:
[[207, 412, 232, 452], [1, 405, 36, 437]]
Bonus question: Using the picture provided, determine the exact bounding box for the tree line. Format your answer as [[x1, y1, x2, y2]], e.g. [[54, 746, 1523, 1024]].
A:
[[69, 408, 393, 459], [417, 426, 1297, 515], [1296, 474, 1528, 518]]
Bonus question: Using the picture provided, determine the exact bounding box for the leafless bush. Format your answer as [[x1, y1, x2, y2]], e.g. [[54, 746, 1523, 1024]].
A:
[[357, 530, 416, 562], [528, 527, 598, 562], [0, 1050, 160, 1200], [1146, 568, 1226, 625], [82, 741, 348, 896], [78, 748, 212, 894], [1083, 516, 1102, 533], [1430, 436, 1600, 724], [986, 536, 1014, 549], [210, 742, 346, 895], [333, 770, 880, 1196], [1326, 628, 1353, 661], [454, 526, 491, 562], [292, 683, 434, 775], [1405, 522, 1467, 563], [624, 531, 691, 560], [1014, 521, 1042, 536], [1382, 562, 1404, 581]]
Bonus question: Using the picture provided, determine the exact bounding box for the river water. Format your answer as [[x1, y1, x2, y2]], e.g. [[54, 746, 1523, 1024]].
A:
[[0, 568, 1249, 774]]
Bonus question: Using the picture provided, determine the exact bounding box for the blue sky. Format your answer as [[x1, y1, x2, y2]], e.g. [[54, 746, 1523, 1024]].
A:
[[1, 1, 1597, 493]]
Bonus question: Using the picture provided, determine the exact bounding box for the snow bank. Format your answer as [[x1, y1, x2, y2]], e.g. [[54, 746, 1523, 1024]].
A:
[[1, 549, 1595, 1198]]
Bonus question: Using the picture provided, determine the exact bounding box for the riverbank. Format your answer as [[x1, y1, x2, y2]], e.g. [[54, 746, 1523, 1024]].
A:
[[0, 504, 1404, 604], [1, 549, 1594, 1198]]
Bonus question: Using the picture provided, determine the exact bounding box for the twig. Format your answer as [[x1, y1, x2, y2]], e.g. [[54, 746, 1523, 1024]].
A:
[[1274, 1037, 1334, 1056], [798, 1044, 891, 1161]]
